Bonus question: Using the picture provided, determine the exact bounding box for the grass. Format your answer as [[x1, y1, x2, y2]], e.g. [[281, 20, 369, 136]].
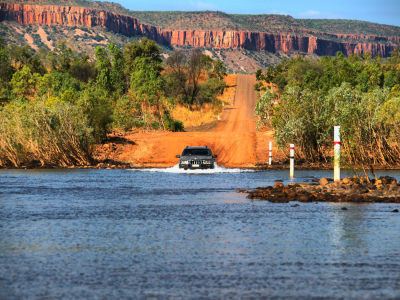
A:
[[171, 74, 237, 128], [171, 103, 219, 128]]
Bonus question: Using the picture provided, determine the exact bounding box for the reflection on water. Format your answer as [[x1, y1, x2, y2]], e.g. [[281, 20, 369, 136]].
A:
[[0, 169, 400, 299]]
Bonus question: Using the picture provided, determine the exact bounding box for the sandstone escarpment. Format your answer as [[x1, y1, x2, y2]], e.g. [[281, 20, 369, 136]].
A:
[[1, 3, 398, 57]]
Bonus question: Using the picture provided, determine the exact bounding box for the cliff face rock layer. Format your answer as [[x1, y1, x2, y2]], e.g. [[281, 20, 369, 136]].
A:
[[1, 3, 398, 57]]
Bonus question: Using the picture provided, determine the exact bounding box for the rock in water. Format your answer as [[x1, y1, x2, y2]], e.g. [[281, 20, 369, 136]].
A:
[[298, 195, 312, 202], [319, 178, 329, 186], [342, 177, 351, 184], [246, 193, 254, 199]]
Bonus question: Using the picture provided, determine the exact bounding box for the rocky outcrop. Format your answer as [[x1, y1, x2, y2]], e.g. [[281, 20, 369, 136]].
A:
[[240, 176, 400, 203], [0, 3, 398, 57]]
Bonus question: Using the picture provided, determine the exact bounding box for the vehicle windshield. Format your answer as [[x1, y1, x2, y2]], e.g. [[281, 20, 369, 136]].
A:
[[182, 149, 212, 156]]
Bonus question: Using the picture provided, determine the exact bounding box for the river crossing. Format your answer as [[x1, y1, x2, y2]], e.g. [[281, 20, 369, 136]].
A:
[[1, 168, 400, 298]]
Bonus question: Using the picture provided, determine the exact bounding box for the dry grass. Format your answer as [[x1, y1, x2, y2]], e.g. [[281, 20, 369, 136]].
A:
[[171, 74, 238, 128], [171, 103, 218, 128], [217, 74, 237, 105]]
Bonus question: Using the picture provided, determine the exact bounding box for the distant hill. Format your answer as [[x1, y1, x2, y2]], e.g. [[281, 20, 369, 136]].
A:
[[1, 0, 399, 73]]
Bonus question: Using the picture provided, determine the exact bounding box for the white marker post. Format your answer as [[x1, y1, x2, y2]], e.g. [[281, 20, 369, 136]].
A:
[[269, 142, 272, 165], [334, 126, 341, 181], [290, 144, 294, 178], [218, 115, 220, 120]]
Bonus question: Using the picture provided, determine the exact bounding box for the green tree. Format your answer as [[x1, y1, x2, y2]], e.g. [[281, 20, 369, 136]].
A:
[[108, 42, 127, 94], [165, 48, 225, 107], [95, 46, 113, 94], [124, 38, 163, 77], [10, 65, 42, 100], [9, 44, 47, 76], [0, 38, 15, 82], [130, 56, 165, 128], [211, 60, 227, 80], [78, 85, 113, 142], [70, 54, 97, 83]]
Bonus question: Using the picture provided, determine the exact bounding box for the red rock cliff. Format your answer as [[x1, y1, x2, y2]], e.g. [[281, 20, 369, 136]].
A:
[[1, 3, 398, 57]]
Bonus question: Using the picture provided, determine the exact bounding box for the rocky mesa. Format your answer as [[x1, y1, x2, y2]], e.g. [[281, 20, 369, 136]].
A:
[[1, 2, 398, 57]]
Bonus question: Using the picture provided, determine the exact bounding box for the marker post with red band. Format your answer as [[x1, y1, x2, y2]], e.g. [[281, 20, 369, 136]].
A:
[[269, 142, 272, 165], [290, 144, 294, 178], [334, 126, 340, 181]]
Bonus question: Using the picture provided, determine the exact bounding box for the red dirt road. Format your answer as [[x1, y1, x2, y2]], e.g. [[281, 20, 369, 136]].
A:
[[96, 74, 279, 168], [214, 74, 258, 133]]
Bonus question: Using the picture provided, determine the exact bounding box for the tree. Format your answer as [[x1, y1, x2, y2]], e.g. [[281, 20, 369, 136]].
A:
[[108, 42, 127, 94], [70, 54, 97, 83], [165, 48, 224, 107], [130, 56, 165, 129], [9, 44, 47, 76], [212, 60, 227, 80], [388, 47, 400, 66], [0, 38, 14, 82], [95, 46, 112, 94], [10, 65, 41, 100], [124, 38, 163, 77], [165, 50, 189, 102]]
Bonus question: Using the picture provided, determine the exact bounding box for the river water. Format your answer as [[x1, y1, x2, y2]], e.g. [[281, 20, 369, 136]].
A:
[[1, 166, 400, 299]]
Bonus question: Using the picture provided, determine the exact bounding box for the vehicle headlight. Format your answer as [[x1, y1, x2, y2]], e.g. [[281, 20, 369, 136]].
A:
[[181, 160, 189, 164]]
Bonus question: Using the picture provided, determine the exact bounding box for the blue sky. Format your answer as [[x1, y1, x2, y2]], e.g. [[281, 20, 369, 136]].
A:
[[113, 0, 400, 27]]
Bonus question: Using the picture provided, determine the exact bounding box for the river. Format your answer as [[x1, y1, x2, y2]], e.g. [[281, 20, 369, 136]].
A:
[[1, 166, 400, 299]]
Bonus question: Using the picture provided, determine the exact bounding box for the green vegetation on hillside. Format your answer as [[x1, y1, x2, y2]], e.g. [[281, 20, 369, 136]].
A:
[[0, 37, 227, 167], [298, 19, 400, 37], [255, 49, 400, 167]]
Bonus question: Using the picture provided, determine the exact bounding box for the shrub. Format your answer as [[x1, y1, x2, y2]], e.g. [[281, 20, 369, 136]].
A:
[[164, 118, 184, 132], [0, 100, 93, 167]]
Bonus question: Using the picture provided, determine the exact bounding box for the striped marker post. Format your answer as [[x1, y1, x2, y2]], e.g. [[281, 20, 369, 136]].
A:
[[290, 144, 294, 178], [334, 126, 341, 181], [269, 142, 272, 165]]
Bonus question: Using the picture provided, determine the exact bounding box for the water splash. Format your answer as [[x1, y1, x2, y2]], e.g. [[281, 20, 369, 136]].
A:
[[130, 163, 255, 174]]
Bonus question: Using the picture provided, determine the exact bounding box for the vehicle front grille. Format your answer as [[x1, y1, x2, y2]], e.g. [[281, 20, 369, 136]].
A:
[[189, 160, 210, 165]]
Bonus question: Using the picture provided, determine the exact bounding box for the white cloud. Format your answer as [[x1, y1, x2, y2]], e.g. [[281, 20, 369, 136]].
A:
[[175, 0, 218, 11], [267, 10, 288, 15], [194, 1, 218, 10], [295, 10, 344, 19]]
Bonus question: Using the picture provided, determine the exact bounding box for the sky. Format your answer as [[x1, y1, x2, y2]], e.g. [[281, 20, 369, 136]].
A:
[[113, 0, 400, 27]]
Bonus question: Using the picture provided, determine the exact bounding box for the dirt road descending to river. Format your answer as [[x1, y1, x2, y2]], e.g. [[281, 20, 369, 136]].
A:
[[215, 74, 258, 133], [96, 74, 278, 168]]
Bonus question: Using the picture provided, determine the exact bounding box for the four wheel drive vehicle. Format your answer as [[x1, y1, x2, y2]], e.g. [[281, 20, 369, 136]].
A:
[[176, 146, 218, 170]]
